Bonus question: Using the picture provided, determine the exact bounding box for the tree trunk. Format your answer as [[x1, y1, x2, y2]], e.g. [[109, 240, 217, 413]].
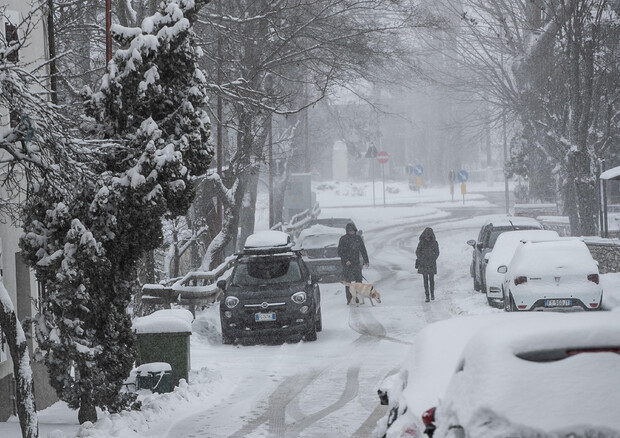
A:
[[78, 394, 97, 424], [0, 283, 39, 438]]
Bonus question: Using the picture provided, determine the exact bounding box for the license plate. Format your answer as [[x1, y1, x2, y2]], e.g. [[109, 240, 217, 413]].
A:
[[317, 265, 337, 272], [255, 313, 276, 322], [545, 299, 572, 307]]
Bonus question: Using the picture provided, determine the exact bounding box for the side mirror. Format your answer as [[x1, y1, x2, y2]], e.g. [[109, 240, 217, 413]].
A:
[[466, 240, 476, 247], [497, 266, 507, 274], [216, 279, 227, 291]]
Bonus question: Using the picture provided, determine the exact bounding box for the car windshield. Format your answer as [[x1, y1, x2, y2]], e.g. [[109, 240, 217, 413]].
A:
[[300, 234, 339, 249], [488, 226, 540, 248], [231, 257, 303, 286]]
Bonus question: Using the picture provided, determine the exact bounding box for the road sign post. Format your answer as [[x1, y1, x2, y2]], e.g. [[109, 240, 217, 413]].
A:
[[449, 169, 456, 201], [377, 151, 389, 207], [457, 170, 469, 205], [366, 145, 378, 208]]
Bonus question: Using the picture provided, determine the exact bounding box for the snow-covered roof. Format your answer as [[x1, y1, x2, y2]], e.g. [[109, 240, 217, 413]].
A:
[[483, 215, 542, 227], [297, 224, 343, 240], [487, 230, 559, 267], [437, 312, 620, 434], [600, 166, 620, 180], [400, 313, 564, 420], [244, 230, 290, 249], [133, 309, 193, 334], [510, 238, 597, 276]]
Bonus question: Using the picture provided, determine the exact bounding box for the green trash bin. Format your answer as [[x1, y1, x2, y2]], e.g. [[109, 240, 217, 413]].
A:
[[133, 309, 193, 389], [136, 362, 173, 394]]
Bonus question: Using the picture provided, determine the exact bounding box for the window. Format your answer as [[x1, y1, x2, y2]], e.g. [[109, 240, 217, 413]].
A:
[[4, 22, 19, 63]]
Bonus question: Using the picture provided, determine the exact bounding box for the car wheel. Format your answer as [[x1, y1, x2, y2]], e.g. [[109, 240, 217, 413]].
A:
[[221, 327, 235, 345], [509, 294, 518, 312], [316, 306, 323, 332], [503, 291, 511, 312], [304, 307, 318, 341]]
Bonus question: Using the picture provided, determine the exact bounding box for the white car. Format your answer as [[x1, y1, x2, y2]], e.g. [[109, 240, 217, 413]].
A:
[[375, 313, 556, 438], [484, 230, 559, 308], [501, 238, 603, 312], [431, 312, 620, 438]]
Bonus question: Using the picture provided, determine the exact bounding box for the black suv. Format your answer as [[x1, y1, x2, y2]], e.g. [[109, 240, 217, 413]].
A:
[[467, 216, 543, 293], [217, 231, 322, 344]]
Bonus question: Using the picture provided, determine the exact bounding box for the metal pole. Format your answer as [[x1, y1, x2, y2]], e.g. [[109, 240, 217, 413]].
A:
[[216, 0, 223, 232], [268, 113, 273, 228], [106, 0, 112, 64], [503, 112, 509, 214], [47, 0, 58, 104], [382, 163, 386, 207], [372, 159, 376, 208]]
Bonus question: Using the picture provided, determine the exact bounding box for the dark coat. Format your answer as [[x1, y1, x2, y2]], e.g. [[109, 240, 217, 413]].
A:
[[416, 227, 439, 275], [338, 233, 369, 268]]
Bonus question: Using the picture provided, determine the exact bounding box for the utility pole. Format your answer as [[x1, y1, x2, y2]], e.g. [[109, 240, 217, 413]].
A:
[[216, 0, 223, 232], [106, 0, 112, 64], [47, 0, 58, 104]]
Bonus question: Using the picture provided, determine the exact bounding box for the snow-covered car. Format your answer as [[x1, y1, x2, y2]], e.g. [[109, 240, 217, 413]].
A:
[[217, 231, 322, 344], [501, 238, 603, 312], [429, 311, 620, 438], [375, 313, 554, 438], [467, 216, 543, 294], [484, 230, 559, 308], [295, 224, 343, 283]]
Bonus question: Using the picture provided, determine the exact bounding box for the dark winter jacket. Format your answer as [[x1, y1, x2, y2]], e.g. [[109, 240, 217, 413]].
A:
[[338, 232, 369, 268], [416, 227, 439, 275]]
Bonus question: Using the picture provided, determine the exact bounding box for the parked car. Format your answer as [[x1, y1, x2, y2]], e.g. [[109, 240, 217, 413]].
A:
[[428, 312, 620, 438], [310, 217, 355, 230], [294, 224, 343, 283], [217, 230, 322, 344], [501, 238, 603, 312], [467, 216, 543, 293], [484, 230, 559, 308], [375, 313, 555, 438]]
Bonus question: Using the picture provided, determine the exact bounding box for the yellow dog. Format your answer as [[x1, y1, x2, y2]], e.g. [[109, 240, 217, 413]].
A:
[[340, 281, 382, 306]]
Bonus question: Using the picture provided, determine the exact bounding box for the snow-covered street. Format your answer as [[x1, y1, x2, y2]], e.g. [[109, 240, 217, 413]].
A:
[[2, 182, 619, 438]]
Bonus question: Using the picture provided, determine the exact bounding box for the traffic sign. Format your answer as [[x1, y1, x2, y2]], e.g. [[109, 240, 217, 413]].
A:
[[377, 151, 389, 164], [365, 144, 378, 158], [413, 164, 424, 176], [457, 169, 469, 183]]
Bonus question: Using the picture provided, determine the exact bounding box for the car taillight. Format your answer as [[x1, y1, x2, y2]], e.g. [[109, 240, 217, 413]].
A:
[[514, 276, 527, 286], [422, 407, 436, 426], [587, 274, 599, 284]]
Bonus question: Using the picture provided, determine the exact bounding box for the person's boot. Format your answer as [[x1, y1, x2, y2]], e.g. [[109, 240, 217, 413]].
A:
[[431, 291, 435, 300], [425, 292, 430, 302]]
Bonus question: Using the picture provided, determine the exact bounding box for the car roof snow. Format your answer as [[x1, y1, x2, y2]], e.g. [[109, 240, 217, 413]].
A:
[[483, 215, 542, 227]]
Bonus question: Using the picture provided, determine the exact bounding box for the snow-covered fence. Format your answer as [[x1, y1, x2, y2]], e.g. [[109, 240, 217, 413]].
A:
[[271, 202, 321, 239], [583, 237, 620, 274], [139, 255, 236, 315], [538, 216, 572, 236]]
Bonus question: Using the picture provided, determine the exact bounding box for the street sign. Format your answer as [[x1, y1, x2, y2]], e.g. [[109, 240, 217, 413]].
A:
[[449, 169, 456, 183], [457, 169, 469, 183], [413, 164, 424, 176], [377, 151, 389, 164], [365, 144, 378, 158]]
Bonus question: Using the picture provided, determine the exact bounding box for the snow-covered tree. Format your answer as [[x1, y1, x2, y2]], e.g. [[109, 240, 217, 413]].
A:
[[20, 0, 212, 423]]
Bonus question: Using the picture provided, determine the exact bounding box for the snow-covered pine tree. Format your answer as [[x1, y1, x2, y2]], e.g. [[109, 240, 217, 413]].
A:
[[20, 0, 212, 423]]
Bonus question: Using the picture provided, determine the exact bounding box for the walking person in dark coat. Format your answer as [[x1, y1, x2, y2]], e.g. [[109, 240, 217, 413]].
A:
[[338, 223, 370, 304], [416, 227, 439, 302]]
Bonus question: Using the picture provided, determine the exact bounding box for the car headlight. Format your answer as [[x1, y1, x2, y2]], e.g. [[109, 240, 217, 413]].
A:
[[291, 291, 307, 304], [225, 296, 239, 309]]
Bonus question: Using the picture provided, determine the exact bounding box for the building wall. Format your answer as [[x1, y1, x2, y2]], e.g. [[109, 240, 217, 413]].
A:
[[0, 0, 58, 420]]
